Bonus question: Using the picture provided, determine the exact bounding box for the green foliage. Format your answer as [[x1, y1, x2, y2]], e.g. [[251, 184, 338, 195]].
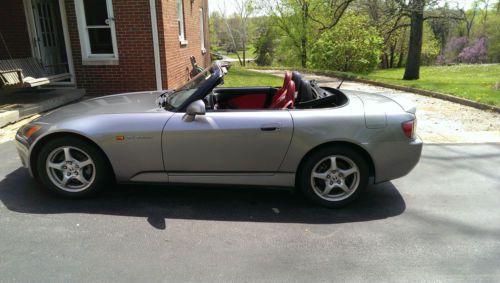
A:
[[253, 18, 278, 66], [421, 22, 441, 65], [274, 35, 303, 67], [310, 14, 383, 73], [487, 12, 500, 62]]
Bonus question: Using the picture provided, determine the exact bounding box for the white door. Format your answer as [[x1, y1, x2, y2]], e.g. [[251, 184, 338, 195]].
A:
[[31, 0, 66, 74]]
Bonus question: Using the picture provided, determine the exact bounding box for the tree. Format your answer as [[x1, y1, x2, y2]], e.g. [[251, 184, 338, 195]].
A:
[[393, 0, 464, 80], [311, 13, 383, 72], [268, 0, 354, 68], [216, 0, 256, 66], [401, 0, 426, 80], [253, 17, 279, 66]]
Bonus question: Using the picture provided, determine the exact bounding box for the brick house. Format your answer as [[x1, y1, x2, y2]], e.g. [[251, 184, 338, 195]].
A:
[[0, 0, 210, 95]]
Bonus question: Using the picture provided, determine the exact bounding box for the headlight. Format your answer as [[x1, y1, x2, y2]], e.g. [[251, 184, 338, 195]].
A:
[[18, 124, 42, 139]]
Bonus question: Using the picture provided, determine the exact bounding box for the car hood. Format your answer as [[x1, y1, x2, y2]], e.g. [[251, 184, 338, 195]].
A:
[[34, 91, 165, 124]]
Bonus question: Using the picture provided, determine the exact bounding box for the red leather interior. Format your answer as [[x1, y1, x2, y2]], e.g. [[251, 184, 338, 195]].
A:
[[269, 72, 295, 109], [227, 94, 267, 109], [218, 72, 296, 110]]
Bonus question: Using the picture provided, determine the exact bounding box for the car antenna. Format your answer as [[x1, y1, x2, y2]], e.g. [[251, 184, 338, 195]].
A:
[[337, 78, 345, 89]]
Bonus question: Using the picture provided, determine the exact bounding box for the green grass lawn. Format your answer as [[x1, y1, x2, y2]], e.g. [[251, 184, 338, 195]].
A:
[[361, 65, 500, 106], [223, 67, 283, 87], [224, 45, 256, 60]]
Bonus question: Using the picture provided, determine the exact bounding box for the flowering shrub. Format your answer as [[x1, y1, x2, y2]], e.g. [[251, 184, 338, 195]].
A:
[[437, 36, 489, 64], [458, 37, 488, 64]]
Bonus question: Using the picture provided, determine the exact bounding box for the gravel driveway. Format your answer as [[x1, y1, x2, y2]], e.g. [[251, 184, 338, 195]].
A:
[[254, 70, 500, 144]]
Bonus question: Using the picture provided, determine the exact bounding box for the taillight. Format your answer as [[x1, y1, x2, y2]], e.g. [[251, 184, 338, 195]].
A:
[[402, 120, 416, 139]]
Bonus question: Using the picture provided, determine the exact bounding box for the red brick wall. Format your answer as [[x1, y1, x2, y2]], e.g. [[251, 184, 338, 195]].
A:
[[65, 0, 157, 95], [158, 0, 210, 89], [0, 0, 32, 60], [65, 0, 210, 95]]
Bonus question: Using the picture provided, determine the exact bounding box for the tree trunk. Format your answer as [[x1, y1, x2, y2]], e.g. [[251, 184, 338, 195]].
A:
[[398, 28, 407, 68], [300, 3, 308, 68], [242, 42, 246, 67], [381, 53, 388, 69], [403, 1, 425, 80], [389, 44, 396, 68]]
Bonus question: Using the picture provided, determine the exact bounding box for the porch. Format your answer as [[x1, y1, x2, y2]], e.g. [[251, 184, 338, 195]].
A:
[[0, 88, 84, 127]]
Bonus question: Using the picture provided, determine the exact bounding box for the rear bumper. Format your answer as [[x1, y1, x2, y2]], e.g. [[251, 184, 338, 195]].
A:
[[370, 137, 423, 183]]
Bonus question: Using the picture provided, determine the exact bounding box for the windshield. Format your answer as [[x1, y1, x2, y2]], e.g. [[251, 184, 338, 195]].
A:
[[164, 66, 215, 110]]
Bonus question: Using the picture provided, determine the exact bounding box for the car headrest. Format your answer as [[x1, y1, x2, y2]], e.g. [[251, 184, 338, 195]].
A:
[[297, 79, 313, 106], [291, 72, 302, 91]]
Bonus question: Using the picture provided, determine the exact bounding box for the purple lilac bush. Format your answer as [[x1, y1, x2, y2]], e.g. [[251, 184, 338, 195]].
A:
[[458, 37, 488, 64], [437, 36, 489, 64]]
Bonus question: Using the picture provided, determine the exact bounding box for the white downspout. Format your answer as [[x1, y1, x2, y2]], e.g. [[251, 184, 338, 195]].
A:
[[149, 0, 162, 90]]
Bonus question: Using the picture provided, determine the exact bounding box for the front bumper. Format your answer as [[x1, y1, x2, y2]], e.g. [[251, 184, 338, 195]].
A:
[[15, 134, 33, 176], [370, 137, 423, 183]]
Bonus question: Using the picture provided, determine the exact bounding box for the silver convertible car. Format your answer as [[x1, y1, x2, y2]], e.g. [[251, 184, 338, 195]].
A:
[[15, 62, 422, 207]]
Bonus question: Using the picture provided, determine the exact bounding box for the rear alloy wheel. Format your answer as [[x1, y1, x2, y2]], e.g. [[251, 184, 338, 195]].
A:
[[36, 137, 110, 197], [299, 146, 369, 207]]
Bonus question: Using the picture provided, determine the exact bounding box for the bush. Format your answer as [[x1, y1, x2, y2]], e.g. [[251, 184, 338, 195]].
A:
[[310, 14, 383, 73], [458, 37, 488, 64]]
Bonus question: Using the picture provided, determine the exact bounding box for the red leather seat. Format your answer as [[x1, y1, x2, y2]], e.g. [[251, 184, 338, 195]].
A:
[[284, 80, 296, 109], [270, 72, 295, 109]]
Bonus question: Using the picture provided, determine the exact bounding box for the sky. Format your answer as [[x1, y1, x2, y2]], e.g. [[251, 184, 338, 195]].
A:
[[208, 0, 238, 15], [208, 0, 479, 15]]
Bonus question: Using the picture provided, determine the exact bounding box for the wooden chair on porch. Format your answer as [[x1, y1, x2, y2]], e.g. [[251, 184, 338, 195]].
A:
[[0, 31, 71, 89], [0, 58, 71, 88]]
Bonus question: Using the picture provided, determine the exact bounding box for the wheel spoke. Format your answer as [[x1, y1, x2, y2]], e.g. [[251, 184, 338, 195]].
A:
[[48, 161, 64, 171], [61, 175, 71, 186], [339, 183, 350, 193], [76, 174, 90, 185], [63, 148, 72, 162], [78, 159, 93, 168], [322, 185, 334, 196], [312, 171, 328, 180], [340, 167, 358, 177], [329, 157, 338, 171]]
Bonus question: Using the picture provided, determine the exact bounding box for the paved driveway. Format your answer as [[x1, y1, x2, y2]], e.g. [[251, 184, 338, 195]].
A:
[[1, 140, 499, 282]]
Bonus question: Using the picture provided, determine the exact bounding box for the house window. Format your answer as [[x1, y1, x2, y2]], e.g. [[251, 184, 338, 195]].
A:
[[200, 8, 206, 53], [177, 0, 187, 45], [75, 0, 118, 64]]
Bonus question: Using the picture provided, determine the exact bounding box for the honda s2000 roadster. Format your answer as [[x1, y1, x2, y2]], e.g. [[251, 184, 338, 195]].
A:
[[16, 62, 422, 207]]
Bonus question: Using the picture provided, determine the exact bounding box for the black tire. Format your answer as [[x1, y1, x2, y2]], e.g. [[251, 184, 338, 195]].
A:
[[298, 146, 369, 208], [36, 137, 111, 198]]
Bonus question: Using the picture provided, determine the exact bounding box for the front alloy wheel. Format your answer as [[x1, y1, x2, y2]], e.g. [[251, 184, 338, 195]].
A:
[[36, 137, 110, 197], [46, 146, 96, 192]]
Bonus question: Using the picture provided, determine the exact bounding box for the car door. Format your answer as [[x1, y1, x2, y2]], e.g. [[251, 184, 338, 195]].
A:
[[162, 110, 293, 172]]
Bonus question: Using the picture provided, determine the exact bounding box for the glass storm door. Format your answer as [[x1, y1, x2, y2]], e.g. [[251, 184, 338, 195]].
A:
[[31, 0, 67, 74]]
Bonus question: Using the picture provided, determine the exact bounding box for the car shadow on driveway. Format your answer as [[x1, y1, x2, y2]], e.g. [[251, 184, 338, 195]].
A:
[[0, 167, 406, 229]]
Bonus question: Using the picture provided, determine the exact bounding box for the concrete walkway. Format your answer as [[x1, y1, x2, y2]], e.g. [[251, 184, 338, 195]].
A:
[[254, 69, 500, 144]]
